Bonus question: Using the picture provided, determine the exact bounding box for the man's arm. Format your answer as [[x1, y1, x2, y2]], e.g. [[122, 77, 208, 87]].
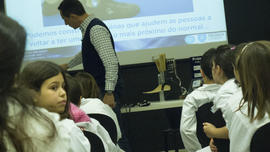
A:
[[67, 51, 83, 69], [60, 52, 82, 71], [90, 25, 119, 107], [90, 25, 118, 91]]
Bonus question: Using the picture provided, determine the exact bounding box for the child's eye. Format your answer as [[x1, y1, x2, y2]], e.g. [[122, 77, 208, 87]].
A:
[[50, 85, 58, 91]]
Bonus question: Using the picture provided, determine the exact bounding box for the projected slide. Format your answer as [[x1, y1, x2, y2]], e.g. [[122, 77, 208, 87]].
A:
[[5, 0, 227, 65]]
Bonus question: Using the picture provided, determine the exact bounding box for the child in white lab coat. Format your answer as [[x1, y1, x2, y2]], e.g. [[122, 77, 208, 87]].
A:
[[180, 45, 234, 152], [205, 41, 270, 152], [74, 72, 122, 142], [202, 45, 237, 152], [68, 72, 123, 152], [19, 61, 91, 152], [180, 47, 222, 152], [0, 14, 90, 152]]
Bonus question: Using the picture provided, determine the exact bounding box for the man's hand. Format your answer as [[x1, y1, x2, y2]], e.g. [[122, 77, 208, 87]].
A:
[[60, 64, 69, 71], [103, 93, 116, 108]]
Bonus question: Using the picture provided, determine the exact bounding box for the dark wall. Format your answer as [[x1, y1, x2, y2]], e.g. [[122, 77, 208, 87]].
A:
[[0, 0, 4, 13], [224, 0, 270, 44]]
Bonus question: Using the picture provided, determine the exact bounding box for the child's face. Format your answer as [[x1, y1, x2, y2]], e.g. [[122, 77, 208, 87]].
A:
[[36, 73, 67, 113]]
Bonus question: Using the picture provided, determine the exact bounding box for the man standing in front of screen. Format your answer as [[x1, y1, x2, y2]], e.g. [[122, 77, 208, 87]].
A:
[[58, 0, 131, 151]]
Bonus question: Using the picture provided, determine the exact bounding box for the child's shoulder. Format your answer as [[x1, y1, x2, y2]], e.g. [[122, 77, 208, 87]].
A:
[[185, 84, 220, 101], [218, 79, 238, 94], [191, 83, 220, 95]]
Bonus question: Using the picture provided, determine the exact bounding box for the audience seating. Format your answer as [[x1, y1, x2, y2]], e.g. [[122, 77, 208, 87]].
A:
[[88, 114, 118, 144], [250, 122, 270, 152]]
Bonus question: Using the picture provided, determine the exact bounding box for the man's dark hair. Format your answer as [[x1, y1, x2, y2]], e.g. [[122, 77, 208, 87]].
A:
[[200, 48, 217, 80], [58, 0, 86, 17]]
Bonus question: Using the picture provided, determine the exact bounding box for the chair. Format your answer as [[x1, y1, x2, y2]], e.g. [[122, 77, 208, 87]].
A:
[[88, 114, 118, 144], [83, 131, 105, 152], [250, 122, 270, 152], [162, 107, 184, 152], [162, 128, 181, 152], [196, 102, 230, 152]]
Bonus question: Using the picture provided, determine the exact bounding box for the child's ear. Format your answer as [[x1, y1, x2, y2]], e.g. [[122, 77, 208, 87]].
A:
[[216, 65, 222, 74], [30, 90, 39, 103], [33, 97, 38, 103], [78, 96, 82, 106], [200, 69, 205, 78]]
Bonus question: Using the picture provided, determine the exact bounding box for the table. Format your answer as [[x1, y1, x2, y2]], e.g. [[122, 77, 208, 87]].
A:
[[121, 99, 184, 113], [120, 99, 185, 151]]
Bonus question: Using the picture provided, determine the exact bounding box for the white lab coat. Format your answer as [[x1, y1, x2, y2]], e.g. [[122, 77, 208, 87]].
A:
[[80, 98, 122, 141], [214, 88, 270, 152], [5, 99, 90, 152], [77, 119, 118, 152], [211, 79, 239, 113], [180, 84, 221, 152]]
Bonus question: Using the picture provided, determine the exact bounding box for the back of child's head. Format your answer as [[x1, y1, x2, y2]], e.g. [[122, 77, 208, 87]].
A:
[[19, 61, 70, 119], [74, 72, 100, 98], [65, 73, 82, 106], [0, 14, 58, 152], [211, 44, 235, 80], [0, 14, 26, 94], [235, 41, 270, 121], [232, 43, 247, 68], [200, 48, 217, 80], [229, 43, 246, 85], [0, 14, 28, 152]]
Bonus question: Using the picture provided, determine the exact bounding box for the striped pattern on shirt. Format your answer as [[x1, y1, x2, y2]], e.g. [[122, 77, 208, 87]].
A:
[[68, 15, 119, 91]]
